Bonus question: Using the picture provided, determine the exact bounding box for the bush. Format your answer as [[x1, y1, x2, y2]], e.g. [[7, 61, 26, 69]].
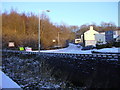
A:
[[106, 42, 113, 48], [113, 42, 120, 47], [96, 41, 120, 49], [96, 44, 107, 49], [82, 45, 95, 50]]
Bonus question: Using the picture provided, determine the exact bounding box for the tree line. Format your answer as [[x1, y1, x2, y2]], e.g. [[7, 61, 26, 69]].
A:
[[76, 22, 118, 35], [2, 9, 75, 50]]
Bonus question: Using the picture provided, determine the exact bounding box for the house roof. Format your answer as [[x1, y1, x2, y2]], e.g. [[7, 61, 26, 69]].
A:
[[84, 26, 99, 34], [76, 26, 119, 35]]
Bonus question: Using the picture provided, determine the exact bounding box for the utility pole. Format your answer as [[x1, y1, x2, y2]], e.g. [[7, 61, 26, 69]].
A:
[[57, 32, 60, 47], [83, 32, 85, 47], [38, 10, 50, 52]]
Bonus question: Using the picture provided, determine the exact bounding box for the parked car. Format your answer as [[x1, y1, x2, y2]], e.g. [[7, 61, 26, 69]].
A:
[[81, 45, 95, 50]]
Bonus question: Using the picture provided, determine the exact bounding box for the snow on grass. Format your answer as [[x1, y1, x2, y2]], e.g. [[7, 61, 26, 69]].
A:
[[93, 47, 120, 53], [31, 43, 120, 54]]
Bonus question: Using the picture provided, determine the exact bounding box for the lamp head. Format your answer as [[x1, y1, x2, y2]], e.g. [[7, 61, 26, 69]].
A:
[[46, 10, 50, 12]]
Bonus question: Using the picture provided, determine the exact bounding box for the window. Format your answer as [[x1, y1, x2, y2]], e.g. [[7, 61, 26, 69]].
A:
[[113, 31, 116, 35], [99, 39, 101, 41]]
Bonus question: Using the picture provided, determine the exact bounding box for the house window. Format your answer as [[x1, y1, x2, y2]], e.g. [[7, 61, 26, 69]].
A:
[[113, 31, 116, 35]]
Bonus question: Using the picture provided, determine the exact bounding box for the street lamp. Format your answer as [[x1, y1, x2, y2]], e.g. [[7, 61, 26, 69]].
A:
[[38, 10, 50, 52]]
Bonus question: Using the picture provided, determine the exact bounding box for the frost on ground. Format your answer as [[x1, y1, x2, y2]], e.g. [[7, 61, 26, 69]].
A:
[[2, 54, 80, 89], [2, 52, 120, 88]]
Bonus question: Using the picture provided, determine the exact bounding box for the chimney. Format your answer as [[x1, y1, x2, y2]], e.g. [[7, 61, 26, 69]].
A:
[[90, 26, 93, 30]]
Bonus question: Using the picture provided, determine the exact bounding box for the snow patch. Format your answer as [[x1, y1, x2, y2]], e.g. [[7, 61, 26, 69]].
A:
[[0, 70, 21, 89]]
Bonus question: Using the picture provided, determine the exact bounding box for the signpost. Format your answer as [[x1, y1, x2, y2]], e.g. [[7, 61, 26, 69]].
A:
[[8, 42, 15, 47]]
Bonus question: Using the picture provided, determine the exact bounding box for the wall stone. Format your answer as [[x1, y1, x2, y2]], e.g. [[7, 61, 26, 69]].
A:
[[2, 51, 120, 88]]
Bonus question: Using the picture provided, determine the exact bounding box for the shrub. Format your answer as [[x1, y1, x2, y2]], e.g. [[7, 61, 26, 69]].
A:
[[96, 44, 107, 49], [114, 42, 120, 47], [96, 41, 120, 49]]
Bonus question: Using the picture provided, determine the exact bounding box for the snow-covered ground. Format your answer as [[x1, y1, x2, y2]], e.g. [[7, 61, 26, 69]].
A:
[[32, 43, 120, 54], [0, 70, 21, 89]]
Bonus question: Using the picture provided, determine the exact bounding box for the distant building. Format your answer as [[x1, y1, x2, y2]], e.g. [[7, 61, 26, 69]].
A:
[[113, 30, 120, 38], [105, 30, 114, 43], [75, 38, 81, 44], [104, 30, 120, 43], [114, 30, 120, 42], [75, 32, 82, 44], [84, 26, 99, 46], [76, 26, 119, 47], [115, 35, 120, 42], [95, 32, 106, 45]]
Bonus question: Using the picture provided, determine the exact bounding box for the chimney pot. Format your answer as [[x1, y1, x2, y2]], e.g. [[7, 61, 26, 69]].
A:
[[90, 26, 93, 30]]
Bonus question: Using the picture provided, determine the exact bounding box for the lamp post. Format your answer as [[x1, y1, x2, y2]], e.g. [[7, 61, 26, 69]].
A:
[[38, 10, 50, 52], [57, 32, 60, 47]]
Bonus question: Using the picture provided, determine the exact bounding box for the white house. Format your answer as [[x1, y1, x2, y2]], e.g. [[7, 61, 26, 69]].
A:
[[84, 26, 99, 46], [80, 26, 119, 47]]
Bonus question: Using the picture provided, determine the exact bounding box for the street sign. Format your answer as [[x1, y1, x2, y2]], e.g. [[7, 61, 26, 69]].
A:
[[8, 42, 15, 47]]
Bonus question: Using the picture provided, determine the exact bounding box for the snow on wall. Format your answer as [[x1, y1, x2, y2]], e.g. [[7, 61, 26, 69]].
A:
[[2, 48, 120, 88], [0, 70, 21, 89]]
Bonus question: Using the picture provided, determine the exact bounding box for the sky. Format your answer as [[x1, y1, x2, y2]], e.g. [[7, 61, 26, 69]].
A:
[[2, 2, 118, 26]]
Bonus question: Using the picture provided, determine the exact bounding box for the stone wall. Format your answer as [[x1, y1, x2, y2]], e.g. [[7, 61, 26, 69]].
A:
[[2, 51, 120, 89]]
